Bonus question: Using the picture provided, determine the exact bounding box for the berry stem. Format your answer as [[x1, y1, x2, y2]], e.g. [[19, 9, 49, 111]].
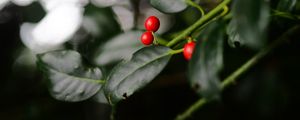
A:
[[166, 0, 231, 47], [186, 36, 193, 43], [175, 25, 300, 120], [185, 0, 205, 16], [169, 48, 184, 55]]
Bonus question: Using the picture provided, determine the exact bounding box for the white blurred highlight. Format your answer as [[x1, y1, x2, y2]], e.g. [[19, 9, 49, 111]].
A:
[[0, 0, 9, 10], [91, 0, 118, 7], [39, 0, 88, 11], [20, 3, 83, 53], [11, 0, 35, 6], [20, 23, 64, 53], [33, 4, 83, 45]]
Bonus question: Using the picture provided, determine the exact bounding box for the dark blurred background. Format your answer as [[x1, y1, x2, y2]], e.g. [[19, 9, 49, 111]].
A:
[[1, 1, 300, 120]]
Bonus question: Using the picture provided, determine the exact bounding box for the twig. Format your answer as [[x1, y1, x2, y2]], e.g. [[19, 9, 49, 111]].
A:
[[175, 25, 300, 120]]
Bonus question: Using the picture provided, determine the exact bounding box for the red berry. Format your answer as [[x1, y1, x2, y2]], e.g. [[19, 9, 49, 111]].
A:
[[141, 31, 154, 45], [183, 41, 196, 60], [144, 16, 160, 32]]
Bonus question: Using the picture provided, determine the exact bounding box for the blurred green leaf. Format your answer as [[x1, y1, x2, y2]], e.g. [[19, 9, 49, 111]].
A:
[[93, 31, 144, 66], [13, 48, 37, 79], [277, 0, 297, 12], [37, 50, 104, 102], [104, 46, 171, 105], [228, 0, 270, 50], [189, 21, 224, 99], [67, 5, 121, 59], [296, 2, 300, 14], [150, 0, 187, 13], [84, 5, 121, 38], [112, 2, 134, 31]]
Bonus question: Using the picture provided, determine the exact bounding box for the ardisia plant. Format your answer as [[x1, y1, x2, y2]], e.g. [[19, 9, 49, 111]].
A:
[[4, 0, 300, 120]]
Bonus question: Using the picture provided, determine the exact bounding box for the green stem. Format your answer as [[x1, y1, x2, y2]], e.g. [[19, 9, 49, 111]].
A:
[[272, 9, 300, 20], [223, 12, 232, 20], [222, 25, 300, 89], [176, 98, 207, 120], [110, 106, 116, 120], [191, 6, 229, 37], [185, 0, 205, 16], [96, 80, 106, 84], [190, 19, 212, 37], [166, 0, 231, 47], [219, 6, 229, 18], [175, 25, 300, 120], [156, 36, 169, 46], [166, 30, 185, 40], [169, 48, 184, 55]]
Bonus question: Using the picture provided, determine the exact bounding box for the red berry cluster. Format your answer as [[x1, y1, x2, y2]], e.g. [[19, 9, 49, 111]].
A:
[[140, 16, 196, 61], [141, 16, 160, 45]]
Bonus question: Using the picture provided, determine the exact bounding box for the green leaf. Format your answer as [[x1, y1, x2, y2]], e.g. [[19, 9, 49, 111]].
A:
[[277, 0, 297, 12], [150, 0, 187, 13], [228, 0, 270, 50], [189, 21, 224, 99], [93, 89, 109, 104], [226, 20, 244, 48], [93, 31, 144, 66], [104, 46, 171, 105], [112, 3, 134, 31], [37, 50, 104, 102]]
